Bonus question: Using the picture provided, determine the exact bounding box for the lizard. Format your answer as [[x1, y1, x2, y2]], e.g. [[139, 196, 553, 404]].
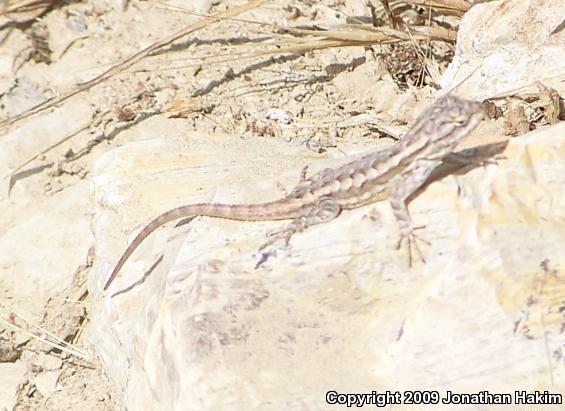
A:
[[103, 94, 484, 292]]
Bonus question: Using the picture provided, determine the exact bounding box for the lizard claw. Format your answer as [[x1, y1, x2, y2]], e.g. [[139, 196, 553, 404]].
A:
[[258, 230, 284, 252], [256, 217, 308, 268], [396, 225, 429, 267], [255, 226, 295, 269], [259, 222, 300, 252]]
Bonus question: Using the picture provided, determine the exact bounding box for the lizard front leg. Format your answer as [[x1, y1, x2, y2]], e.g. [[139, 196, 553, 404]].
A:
[[276, 165, 310, 196]]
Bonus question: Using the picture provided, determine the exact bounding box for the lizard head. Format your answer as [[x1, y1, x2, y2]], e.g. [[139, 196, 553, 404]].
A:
[[427, 94, 485, 147]]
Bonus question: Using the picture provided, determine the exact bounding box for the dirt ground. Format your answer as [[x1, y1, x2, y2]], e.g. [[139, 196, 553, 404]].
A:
[[0, 0, 545, 409]]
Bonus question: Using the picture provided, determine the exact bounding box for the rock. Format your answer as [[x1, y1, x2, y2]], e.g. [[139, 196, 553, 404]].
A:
[[265, 108, 292, 124], [91, 117, 565, 409], [0, 362, 29, 410], [34, 370, 62, 399], [441, 0, 565, 98], [33, 352, 63, 371], [89, 120, 381, 409]]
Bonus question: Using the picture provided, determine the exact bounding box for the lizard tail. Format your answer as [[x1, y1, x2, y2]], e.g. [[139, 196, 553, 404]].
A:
[[103, 200, 303, 291]]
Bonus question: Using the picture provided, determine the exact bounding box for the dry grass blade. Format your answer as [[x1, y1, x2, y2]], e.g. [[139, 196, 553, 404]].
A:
[[279, 0, 468, 51], [286, 24, 456, 44], [0, 0, 55, 25], [139, 9, 460, 79], [0, 0, 266, 131], [144, 5, 461, 75]]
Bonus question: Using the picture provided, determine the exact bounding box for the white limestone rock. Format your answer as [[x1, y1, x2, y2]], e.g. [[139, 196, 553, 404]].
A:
[[441, 0, 565, 99], [91, 120, 565, 409]]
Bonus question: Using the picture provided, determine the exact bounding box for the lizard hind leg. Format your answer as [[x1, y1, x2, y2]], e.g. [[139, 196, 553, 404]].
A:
[[258, 197, 341, 252]]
